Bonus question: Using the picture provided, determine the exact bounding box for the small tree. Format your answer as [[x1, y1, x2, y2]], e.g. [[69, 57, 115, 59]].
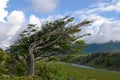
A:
[[7, 16, 91, 76]]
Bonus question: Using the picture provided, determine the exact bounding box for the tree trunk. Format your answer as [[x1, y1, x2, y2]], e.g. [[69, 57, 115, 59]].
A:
[[28, 49, 35, 76]]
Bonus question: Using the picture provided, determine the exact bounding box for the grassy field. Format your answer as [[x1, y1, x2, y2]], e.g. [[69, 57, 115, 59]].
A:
[[57, 62, 120, 80], [1, 62, 120, 80]]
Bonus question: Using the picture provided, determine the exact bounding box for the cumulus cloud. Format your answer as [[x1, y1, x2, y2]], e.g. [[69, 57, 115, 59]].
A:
[[0, 10, 25, 49], [0, 0, 9, 22], [0, 40, 10, 49], [7, 10, 25, 37], [7, 11, 25, 26], [83, 21, 120, 44], [82, 14, 112, 26], [71, 1, 120, 44], [29, 15, 41, 26], [0, 0, 61, 49], [80, 14, 120, 44], [0, 22, 12, 41], [0, 0, 10, 49], [30, 0, 59, 13], [1, 0, 120, 49]]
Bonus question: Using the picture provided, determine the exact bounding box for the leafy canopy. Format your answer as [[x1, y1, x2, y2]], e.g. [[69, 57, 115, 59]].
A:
[[8, 16, 91, 60]]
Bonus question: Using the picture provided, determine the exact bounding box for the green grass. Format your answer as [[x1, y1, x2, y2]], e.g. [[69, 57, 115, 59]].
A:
[[1, 62, 120, 80], [56, 62, 120, 80]]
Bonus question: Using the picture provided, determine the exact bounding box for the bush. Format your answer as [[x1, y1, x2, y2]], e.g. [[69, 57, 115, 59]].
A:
[[0, 76, 42, 80], [48, 56, 59, 62], [5, 58, 27, 76], [35, 62, 66, 80], [0, 49, 9, 76]]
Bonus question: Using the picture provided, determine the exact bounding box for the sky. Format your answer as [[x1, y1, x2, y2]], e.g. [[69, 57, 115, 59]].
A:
[[0, 0, 120, 49]]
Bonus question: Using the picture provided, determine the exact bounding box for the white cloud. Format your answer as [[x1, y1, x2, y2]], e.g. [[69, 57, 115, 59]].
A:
[[73, 1, 120, 16], [77, 11, 119, 44], [1, 0, 120, 49], [82, 19, 120, 44], [101, 2, 120, 12], [0, 22, 12, 41], [0, 40, 10, 49], [7, 10, 25, 26], [0, 0, 71, 49], [30, 0, 59, 13], [0, 0, 11, 49], [29, 15, 41, 26], [0, 0, 9, 22], [83, 14, 112, 26], [75, 14, 112, 37], [94, 1, 120, 12], [7, 10, 25, 36], [72, 5, 120, 44], [71, 1, 120, 44], [0, 10, 25, 49]]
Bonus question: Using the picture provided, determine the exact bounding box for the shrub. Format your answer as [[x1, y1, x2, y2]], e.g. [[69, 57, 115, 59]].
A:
[[48, 56, 59, 62], [0, 49, 9, 76], [5, 58, 27, 76], [0, 76, 42, 80], [35, 62, 66, 80]]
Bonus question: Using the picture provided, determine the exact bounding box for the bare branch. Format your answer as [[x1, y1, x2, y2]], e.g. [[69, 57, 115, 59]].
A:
[[35, 52, 58, 61]]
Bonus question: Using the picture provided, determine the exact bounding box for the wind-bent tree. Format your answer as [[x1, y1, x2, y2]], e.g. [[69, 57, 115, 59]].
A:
[[7, 16, 91, 76]]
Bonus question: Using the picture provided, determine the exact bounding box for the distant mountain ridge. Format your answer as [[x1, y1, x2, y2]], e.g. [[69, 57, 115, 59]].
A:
[[84, 41, 120, 53]]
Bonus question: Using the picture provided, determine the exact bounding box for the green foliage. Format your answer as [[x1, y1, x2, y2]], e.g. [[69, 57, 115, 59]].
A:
[[35, 62, 66, 80], [0, 53, 4, 63], [0, 52, 27, 76], [0, 49, 9, 64], [0, 76, 42, 80], [48, 56, 59, 62], [7, 16, 90, 58], [60, 54, 80, 63], [1, 62, 120, 80], [0, 49, 9, 76], [6, 16, 91, 76], [69, 52, 120, 71], [5, 58, 27, 76], [62, 54, 74, 62]]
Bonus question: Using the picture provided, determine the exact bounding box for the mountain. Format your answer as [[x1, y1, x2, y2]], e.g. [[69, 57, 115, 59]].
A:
[[83, 41, 120, 53]]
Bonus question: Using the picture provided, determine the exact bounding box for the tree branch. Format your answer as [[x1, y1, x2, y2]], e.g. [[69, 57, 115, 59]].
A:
[[35, 52, 58, 61]]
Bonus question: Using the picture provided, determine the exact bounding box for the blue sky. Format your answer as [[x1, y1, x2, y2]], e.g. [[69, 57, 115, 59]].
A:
[[7, 0, 96, 17], [0, 0, 120, 49]]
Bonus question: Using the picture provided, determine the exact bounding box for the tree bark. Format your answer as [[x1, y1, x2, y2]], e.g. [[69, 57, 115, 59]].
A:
[[28, 49, 35, 76]]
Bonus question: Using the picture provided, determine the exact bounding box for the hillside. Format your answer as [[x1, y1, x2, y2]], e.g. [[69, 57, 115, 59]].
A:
[[71, 52, 120, 72], [61, 62, 120, 80], [84, 41, 120, 53]]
